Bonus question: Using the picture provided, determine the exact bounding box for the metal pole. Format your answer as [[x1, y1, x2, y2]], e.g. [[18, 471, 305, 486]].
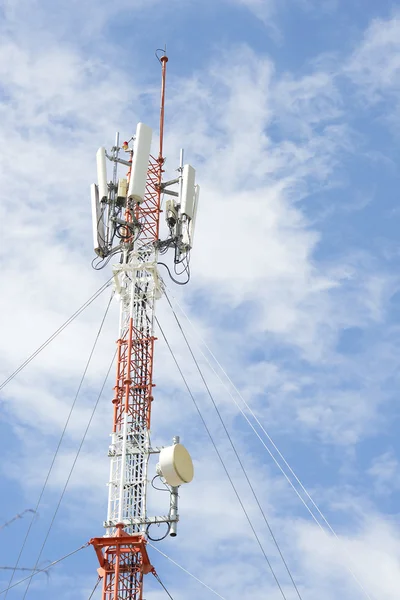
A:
[[159, 56, 168, 162]]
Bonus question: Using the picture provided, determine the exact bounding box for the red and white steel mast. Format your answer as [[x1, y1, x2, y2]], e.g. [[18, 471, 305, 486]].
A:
[[88, 53, 199, 600]]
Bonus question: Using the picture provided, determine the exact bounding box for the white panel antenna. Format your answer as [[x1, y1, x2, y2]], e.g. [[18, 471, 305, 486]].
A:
[[90, 183, 106, 256], [128, 123, 153, 203], [189, 184, 200, 248], [96, 147, 108, 202], [180, 164, 196, 219]]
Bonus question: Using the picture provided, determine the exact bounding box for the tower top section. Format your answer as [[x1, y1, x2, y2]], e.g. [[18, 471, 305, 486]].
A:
[[90, 54, 200, 284]]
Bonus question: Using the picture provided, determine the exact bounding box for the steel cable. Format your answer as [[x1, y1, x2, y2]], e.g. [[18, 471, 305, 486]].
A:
[[87, 577, 102, 600], [0, 278, 112, 393], [149, 544, 227, 600], [0, 510, 36, 532], [22, 306, 117, 600], [163, 294, 303, 599], [155, 316, 289, 600], [0, 544, 88, 595], [165, 290, 374, 600], [152, 571, 175, 599], [4, 291, 114, 599]]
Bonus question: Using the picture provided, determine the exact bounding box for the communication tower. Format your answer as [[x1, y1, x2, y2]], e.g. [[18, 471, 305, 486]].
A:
[[89, 53, 200, 600]]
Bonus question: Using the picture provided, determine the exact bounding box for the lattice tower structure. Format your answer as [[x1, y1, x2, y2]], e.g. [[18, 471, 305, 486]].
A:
[[91, 55, 168, 600]]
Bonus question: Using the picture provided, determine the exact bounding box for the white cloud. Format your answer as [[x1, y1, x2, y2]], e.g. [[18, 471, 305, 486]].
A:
[[345, 15, 400, 104], [164, 48, 365, 363], [228, 0, 276, 22], [2, 8, 400, 600], [296, 515, 400, 600], [368, 451, 400, 496], [343, 11, 400, 135]]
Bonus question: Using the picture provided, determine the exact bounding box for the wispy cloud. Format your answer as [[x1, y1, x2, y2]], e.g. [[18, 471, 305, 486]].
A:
[[345, 15, 400, 105], [2, 5, 400, 600]]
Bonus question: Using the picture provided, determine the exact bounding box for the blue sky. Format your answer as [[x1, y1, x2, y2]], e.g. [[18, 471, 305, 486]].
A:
[[1, 0, 400, 599]]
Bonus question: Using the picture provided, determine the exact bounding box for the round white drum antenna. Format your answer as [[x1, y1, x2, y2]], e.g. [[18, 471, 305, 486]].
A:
[[158, 442, 194, 487]]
